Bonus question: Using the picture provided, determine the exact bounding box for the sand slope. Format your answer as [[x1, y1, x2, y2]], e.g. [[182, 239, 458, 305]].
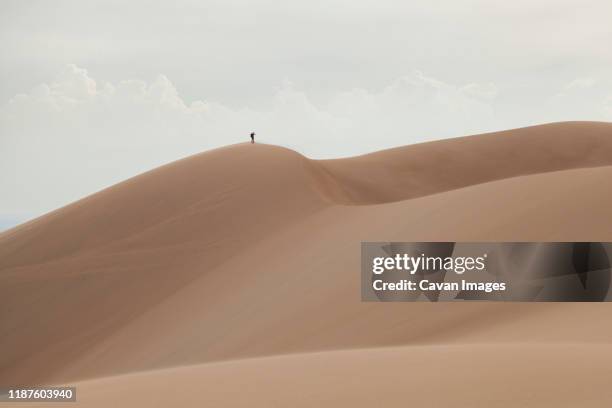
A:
[[46, 344, 612, 408], [2, 122, 612, 406]]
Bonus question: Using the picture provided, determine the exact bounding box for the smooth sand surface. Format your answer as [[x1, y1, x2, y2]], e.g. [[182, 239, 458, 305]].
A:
[[2, 122, 612, 406], [31, 344, 612, 408]]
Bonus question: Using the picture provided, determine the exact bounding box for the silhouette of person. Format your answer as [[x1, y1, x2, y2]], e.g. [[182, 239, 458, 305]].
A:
[[250, 132, 255, 144]]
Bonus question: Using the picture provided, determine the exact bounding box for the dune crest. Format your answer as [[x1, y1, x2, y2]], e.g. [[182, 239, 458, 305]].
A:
[[314, 121, 612, 204]]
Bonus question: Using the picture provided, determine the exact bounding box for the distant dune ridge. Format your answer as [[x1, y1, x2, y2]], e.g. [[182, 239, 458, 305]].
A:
[[2, 121, 612, 407]]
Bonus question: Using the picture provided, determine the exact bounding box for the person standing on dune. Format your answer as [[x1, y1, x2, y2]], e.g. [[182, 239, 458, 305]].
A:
[[250, 132, 255, 144]]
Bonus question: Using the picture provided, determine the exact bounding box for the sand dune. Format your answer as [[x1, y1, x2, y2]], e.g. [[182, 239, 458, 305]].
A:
[[316, 121, 612, 204], [2, 122, 612, 406], [45, 344, 612, 408]]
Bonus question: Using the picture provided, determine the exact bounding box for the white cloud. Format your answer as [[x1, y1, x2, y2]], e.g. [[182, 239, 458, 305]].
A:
[[563, 77, 597, 91], [550, 77, 612, 121]]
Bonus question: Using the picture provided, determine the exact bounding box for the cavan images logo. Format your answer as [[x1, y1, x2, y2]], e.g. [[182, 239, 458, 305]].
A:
[[361, 242, 612, 302]]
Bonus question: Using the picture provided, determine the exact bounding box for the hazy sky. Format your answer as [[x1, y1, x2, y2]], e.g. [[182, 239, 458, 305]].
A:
[[1, 0, 612, 227]]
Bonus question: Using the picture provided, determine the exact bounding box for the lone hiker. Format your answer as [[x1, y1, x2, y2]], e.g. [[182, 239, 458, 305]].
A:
[[250, 132, 255, 144]]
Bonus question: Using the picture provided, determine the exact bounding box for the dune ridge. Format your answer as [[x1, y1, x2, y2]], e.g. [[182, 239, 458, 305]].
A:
[[314, 121, 612, 204], [2, 121, 612, 406]]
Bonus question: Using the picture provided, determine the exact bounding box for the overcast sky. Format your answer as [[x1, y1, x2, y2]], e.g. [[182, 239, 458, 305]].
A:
[[1, 0, 612, 228]]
